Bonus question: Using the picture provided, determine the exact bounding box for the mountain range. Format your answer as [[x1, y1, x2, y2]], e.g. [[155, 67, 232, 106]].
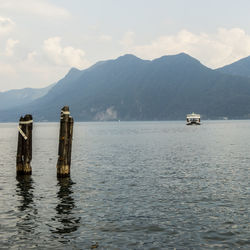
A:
[[1, 53, 250, 122], [0, 84, 55, 110]]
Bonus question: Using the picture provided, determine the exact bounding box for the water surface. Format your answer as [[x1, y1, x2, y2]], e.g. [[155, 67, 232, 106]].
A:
[[0, 121, 249, 249]]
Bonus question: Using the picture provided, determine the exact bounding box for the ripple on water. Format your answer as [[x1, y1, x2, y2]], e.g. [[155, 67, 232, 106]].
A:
[[0, 121, 249, 249]]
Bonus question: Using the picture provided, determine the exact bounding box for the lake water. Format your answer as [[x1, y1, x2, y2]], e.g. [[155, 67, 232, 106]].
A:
[[0, 121, 249, 249]]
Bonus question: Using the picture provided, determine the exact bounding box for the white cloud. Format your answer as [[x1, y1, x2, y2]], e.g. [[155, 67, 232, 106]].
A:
[[99, 35, 112, 42], [95, 106, 117, 121], [43, 37, 90, 68], [0, 30, 96, 90], [0, 16, 15, 34], [0, 0, 70, 18], [26, 51, 38, 63], [0, 62, 15, 75], [5, 38, 19, 56], [120, 31, 135, 47], [0, 36, 91, 90], [128, 28, 250, 68]]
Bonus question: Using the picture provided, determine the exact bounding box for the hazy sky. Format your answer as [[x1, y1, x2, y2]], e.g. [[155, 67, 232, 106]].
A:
[[1, 0, 250, 91]]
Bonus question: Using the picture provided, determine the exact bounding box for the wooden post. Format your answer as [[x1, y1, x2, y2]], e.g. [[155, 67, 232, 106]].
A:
[[57, 106, 74, 177], [16, 114, 33, 175]]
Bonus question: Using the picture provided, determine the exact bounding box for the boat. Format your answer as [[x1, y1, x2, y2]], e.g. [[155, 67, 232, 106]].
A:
[[186, 112, 201, 125]]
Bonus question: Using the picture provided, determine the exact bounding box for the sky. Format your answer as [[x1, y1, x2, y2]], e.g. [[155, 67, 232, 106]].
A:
[[1, 0, 250, 91]]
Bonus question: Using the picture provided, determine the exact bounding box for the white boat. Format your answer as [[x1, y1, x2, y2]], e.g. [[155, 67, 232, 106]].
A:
[[186, 112, 201, 125]]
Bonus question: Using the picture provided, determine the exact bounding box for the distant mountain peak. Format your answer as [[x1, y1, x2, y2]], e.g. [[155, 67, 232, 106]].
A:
[[152, 52, 202, 67], [218, 56, 250, 70], [62, 67, 83, 82], [118, 54, 139, 59], [169, 52, 199, 61], [116, 54, 142, 62], [217, 55, 250, 78], [176, 52, 190, 57], [67, 67, 81, 75]]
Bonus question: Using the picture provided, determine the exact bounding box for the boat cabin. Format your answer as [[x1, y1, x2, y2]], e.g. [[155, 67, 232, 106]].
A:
[[186, 113, 201, 125]]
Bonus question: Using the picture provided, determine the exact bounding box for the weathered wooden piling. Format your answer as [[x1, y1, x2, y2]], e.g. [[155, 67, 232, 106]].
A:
[[57, 106, 74, 177], [16, 114, 33, 175]]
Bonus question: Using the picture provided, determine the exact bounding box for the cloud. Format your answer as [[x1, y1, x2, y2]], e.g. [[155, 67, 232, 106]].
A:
[[26, 51, 38, 63], [0, 0, 70, 18], [5, 38, 19, 56], [120, 31, 135, 47], [0, 49, 72, 91], [94, 106, 117, 121], [43, 37, 90, 68], [99, 35, 112, 42], [0, 62, 15, 75], [0, 16, 15, 34], [128, 28, 250, 68], [0, 35, 91, 91]]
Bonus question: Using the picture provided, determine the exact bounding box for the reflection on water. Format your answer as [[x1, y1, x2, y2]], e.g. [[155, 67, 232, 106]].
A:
[[52, 177, 80, 235], [16, 175, 37, 236], [16, 175, 34, 211]]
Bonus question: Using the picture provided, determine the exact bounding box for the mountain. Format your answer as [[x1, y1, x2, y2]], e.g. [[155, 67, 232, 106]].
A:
[[216, 56, 250, 78], [0, 84, 55, 110], [2, 53, 250, 122]]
